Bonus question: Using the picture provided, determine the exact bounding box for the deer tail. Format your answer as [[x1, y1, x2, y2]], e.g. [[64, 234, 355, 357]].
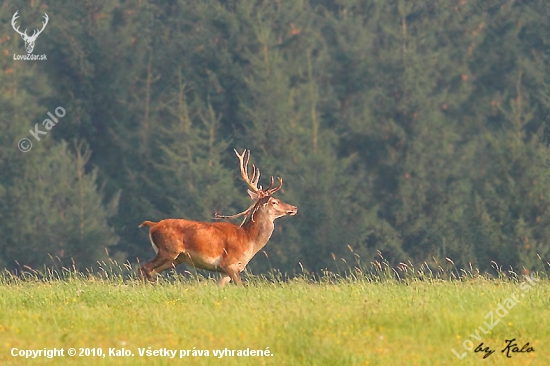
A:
[[139, 220, 157, 229]]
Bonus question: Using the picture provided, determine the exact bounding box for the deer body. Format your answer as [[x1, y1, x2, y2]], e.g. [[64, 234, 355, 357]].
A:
[[139, 150, 297, 286]]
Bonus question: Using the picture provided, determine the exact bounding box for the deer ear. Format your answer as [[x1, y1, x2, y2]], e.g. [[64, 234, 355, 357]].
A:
[[247, 189, 259, 200]]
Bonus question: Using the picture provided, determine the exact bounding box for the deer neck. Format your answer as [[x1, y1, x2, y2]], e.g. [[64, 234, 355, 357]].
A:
[[243, 210, 275, 254]]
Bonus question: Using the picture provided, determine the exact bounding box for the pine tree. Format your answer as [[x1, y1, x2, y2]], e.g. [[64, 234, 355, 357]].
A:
[[4, 141, 119, 270]]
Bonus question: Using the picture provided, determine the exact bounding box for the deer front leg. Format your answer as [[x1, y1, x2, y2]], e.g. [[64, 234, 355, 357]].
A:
[[221, 263, 243, 286], [218, 275, 231, 287]]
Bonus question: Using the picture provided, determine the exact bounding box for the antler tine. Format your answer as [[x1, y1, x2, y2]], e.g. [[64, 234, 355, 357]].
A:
[[266, 177, 283, 195], [234, 149, 247, 182], [264, 176, 275, 191], [251, 164, 260, 188]]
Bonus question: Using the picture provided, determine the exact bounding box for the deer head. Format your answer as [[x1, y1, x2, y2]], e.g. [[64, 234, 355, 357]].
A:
[[12, 11, 49, 54], [215, 149, 297, 225]]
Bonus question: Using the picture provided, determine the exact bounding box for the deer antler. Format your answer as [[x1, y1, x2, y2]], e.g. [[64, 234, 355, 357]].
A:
[[215, 149, 284, 226], [214, 204, 255, 227]]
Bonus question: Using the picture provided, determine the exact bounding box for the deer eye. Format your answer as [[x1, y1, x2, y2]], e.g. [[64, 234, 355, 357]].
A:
[[272, 200, 278, 205]]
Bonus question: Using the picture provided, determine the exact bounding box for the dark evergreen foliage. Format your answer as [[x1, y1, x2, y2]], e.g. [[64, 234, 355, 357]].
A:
[[2, 0, 549, 273]]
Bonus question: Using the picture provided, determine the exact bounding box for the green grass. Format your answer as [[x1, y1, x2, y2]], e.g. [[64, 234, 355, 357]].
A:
[[0, 262, 548, 365]]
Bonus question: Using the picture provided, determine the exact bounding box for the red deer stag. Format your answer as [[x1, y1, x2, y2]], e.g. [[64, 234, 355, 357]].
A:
[[138, 149, 297, 286]]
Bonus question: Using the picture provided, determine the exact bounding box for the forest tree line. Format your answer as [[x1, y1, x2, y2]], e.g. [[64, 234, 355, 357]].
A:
[[1, 0, 549, 275]]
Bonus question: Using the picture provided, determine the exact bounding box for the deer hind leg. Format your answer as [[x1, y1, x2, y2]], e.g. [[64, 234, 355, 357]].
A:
[[139, 251, 180, 282], [138, 253, 164, 282], [220, 263, 243, 286]]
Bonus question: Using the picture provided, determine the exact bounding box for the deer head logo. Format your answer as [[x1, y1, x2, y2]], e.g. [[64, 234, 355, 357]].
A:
[[11, 10, 49, 54]]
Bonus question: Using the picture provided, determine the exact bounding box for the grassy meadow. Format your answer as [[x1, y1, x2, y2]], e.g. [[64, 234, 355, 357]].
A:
[[0, 260, 548, 366]]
